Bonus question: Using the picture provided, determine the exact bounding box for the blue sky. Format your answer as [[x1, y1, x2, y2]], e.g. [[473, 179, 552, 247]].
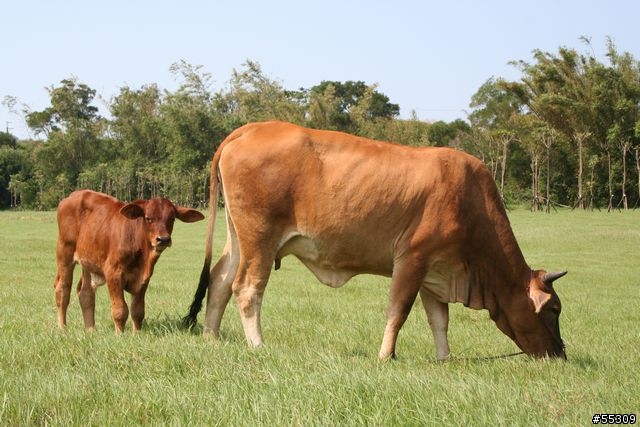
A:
[[2, 0, 638, 139]]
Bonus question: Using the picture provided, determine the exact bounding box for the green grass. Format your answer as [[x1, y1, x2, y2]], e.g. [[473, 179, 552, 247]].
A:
[[0, 209, 638, 426]]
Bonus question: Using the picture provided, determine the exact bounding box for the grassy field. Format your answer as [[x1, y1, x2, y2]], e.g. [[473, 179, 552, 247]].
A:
[[0, 208, 638, 426]]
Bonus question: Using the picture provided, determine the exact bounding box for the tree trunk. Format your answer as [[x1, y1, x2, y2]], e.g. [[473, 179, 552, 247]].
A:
[[620, 140, 629, 210], [588, 161, 596, 211], [540, 131, 554, 214], [576, 133, 586, 209], [499, 137, 509, 201], [636, 148, 640, 208], [546, 144, 552, 214], [531, 154, 540, 212], [607, 150, 613, 212]]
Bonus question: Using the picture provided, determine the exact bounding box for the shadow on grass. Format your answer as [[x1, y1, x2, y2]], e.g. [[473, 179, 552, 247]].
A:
[[568, 353, 601, 370], [443, 350, 601, 369], [143, 312, 202, 336], [142, 313, 248, 345]]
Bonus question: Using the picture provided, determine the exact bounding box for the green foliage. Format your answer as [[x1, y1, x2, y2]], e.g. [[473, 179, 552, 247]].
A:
[[0, 131, 17, 149], [0, 210, 638, 425], [504, 40, 640, 209], [2, 61, 411, 209], [307, 80, 399, 133], [2, 40, 640, 210], [427, 119, 470, 147], [0, 145, 30, 207], [224, 60, 305, 124]]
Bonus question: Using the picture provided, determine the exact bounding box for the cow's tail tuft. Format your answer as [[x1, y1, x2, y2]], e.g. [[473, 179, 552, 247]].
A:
[[182, 146, 223, 330], [182, 258, 212, 329]]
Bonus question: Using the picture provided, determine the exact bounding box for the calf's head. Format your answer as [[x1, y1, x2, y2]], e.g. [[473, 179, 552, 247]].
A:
[[497, 270, 567, 359], [120, 198, 204, 252]]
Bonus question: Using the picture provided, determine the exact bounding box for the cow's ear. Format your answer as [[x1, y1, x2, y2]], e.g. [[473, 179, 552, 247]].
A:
[[120, 202, 145, 219], [529, 282, 552, 314], [175, 206, 205, 223]]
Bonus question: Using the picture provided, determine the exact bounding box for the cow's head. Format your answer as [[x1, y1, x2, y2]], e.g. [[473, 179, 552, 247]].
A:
[[497, 270, 567, 359], [120, 198, 204, 253]]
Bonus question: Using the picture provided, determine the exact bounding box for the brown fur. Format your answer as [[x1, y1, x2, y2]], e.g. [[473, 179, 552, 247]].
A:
[[55, 190, 204, 332]]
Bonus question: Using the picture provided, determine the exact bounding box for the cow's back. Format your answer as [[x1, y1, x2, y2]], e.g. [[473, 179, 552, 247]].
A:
[[57, 190, 131, 267], [217, 122, 506, 280]]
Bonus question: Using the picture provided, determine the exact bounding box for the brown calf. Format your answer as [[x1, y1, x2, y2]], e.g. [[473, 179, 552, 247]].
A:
[[55, 190, 204, 332]]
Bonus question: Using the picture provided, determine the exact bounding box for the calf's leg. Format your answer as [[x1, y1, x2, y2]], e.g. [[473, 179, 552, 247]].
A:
[[77, 269, 96, 330], [130, 288, 147, 332], [419, 288, 450, 361], [106, 280, 129, 333], [54, 242, 75, 329]]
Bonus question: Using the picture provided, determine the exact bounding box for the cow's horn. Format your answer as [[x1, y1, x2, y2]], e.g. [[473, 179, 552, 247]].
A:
[[541, 270, 567, 284]]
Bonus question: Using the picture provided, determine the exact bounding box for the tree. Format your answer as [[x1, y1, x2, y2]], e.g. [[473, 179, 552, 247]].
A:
[[518, 119, 559, 212], [508, 47, 600, 209], [307, 80, 399, 133], [305, 83, 344, 131], [0, 131, 17, 149], [601, 39, 640, 209], [469, 77, 523, 200], [27, 78, 101, 136], [110, 84, 165, 166], [25, 78, 105, 206], [222, 60, 304, 124], [427, 120, 470, 147], [109, 84, 164, 199], [163, 60, 227, 169], [0, 143, 30, 208]]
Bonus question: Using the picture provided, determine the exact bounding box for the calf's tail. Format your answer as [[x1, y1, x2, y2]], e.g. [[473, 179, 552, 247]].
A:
[[182, 147, 223, 329]]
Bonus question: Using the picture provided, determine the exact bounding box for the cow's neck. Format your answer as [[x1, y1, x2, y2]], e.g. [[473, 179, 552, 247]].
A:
[[467, 216, 531, 319]]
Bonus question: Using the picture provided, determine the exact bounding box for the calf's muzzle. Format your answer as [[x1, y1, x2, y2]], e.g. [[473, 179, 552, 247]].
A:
[[155, 236, 172, 246]]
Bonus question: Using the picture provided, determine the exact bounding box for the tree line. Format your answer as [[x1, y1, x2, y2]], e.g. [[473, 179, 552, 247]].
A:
[[1, 38, 639, 212]]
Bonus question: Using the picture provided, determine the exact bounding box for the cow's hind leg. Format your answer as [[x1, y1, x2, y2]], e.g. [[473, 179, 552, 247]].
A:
[[233, 255, 272, 348], [203, 243, 238, 339], [419, 288, 450, 361], [379, 256, 426, 360], [54, 242, 75, 329], [77, 269, 96, 331]]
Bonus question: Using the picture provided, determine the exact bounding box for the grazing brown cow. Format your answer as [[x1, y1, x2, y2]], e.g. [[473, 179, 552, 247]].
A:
[[183, 121, 567, 360], [55, 190, 204, 332]]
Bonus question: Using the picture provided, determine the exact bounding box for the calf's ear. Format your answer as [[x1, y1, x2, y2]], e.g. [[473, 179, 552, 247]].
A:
[[175, 206, 205, 223], [120, 201, 146, 219]]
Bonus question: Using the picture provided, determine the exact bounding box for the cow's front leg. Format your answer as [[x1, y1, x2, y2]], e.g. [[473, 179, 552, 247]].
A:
[[77, 269, 96, 331], [419, 288, 450, 361], [379, 257, 425, 360], [130, 287, 147, 332], [106, 280, 129, 333]]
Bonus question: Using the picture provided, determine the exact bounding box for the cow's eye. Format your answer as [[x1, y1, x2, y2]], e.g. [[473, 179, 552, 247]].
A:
[[145, 217, 153, 223], [547, 306, 560, 317]]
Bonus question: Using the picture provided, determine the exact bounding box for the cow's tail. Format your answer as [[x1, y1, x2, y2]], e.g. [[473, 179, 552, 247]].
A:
[[182, 134, 231, 329]]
